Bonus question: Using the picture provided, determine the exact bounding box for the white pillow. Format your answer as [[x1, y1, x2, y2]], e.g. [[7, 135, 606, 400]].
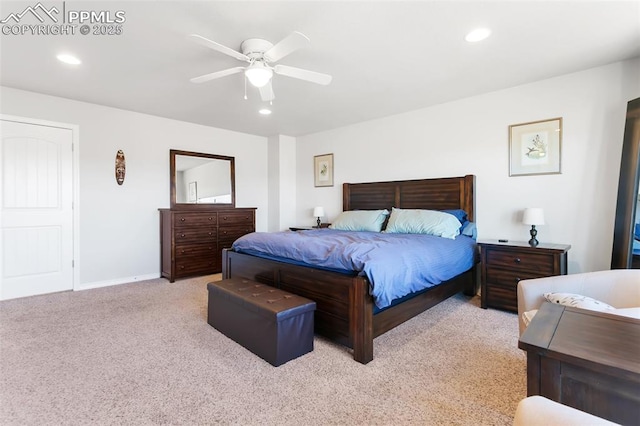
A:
[[383, 208, 461, 239], [329, 209, 389, 232], [543, 292, 615, 312], [522, 309, 538, 327]]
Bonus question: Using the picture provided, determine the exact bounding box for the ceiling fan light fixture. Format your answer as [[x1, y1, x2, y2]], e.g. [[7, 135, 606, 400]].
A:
[[245, 63, 273, 88]]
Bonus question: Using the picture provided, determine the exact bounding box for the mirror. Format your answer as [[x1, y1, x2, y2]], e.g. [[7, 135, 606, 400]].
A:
[[611, 97, 640, 269], [170, 149, 235, 209]]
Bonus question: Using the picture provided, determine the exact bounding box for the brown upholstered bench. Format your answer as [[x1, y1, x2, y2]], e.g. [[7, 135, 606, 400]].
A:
[[207, 278, 316, 366]]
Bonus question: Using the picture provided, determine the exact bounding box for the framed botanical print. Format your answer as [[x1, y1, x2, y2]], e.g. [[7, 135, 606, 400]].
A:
[[314, 153, 334, 187], [509, 117, 562, 176]]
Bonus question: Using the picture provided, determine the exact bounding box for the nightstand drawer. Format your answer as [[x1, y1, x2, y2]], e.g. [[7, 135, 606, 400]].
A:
[[485, 249, 554, 275], [485, 266, 545, 289], [485, 285, 518, 312]]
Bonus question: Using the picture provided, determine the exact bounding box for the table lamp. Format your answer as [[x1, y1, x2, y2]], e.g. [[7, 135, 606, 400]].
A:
[[313, 206, 325, 228], [523, 208, 545, 246]]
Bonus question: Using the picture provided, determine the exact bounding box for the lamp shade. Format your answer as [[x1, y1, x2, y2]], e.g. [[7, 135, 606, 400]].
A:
[[244, 62, 273, 88], [523, 208, 545, 225], [313, 206, 325, 218]]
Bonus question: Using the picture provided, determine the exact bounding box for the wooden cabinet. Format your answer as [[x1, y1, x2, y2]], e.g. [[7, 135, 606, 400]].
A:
[[159, 208, 255, 282], [478, 240, 571, 312], [519, 302, 640, 425]]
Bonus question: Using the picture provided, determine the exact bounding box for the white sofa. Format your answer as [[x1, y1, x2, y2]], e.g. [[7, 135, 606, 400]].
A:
[[517, 269, 640, 335], [513, 396, 619, 425]]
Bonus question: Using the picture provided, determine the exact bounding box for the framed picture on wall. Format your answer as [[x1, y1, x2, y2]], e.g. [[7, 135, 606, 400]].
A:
[[188, 181, 197, 202], [509, 117, 562, 176], [314, 153, 334, 187]]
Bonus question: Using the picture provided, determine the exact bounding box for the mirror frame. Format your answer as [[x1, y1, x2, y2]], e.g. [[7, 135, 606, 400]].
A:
[[611, 97, 640, 269], [170, 149, 236, 209]]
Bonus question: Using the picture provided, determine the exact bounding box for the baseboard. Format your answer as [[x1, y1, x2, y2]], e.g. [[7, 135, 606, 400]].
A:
[[76, 273, 161, 291]]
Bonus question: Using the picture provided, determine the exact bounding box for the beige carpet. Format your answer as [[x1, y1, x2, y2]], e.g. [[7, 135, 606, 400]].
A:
[[0, 274, 526, 425]]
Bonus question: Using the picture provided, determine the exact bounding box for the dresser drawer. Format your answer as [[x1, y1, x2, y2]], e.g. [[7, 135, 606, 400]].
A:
[[219, 225, 254, 247], [175, 242, 217, 258], [173, 212, 217, 228], [485, 266, 546, 289], [218, 211, 254, 225], [485, 249, 554, 275], [175, 258, 218, 277], [174, 228, 216, 243]]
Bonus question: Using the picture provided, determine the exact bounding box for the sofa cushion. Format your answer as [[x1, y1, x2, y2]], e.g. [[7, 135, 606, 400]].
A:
[[522, 309, 538, 327]]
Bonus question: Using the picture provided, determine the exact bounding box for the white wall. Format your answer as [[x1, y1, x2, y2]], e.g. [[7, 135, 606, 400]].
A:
[[0, 87, 268, 288], [296, 59, 640, 273], [267, 135, 296, 231]]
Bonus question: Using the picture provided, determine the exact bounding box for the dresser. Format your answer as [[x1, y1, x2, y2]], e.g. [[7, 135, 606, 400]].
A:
[[159, 208, 255, 282], [478, 240, 571, 312]]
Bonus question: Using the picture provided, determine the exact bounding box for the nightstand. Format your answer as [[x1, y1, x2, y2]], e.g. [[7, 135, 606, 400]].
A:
[[478, 240, 571, 312]]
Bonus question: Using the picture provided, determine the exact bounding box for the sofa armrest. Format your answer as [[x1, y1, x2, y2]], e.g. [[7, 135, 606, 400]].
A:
[[517, 269, 640, 336], [513, 396, 618, 426]]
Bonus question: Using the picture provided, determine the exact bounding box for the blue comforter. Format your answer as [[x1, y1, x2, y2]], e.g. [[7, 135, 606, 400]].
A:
[[232, 229, 476, 309]]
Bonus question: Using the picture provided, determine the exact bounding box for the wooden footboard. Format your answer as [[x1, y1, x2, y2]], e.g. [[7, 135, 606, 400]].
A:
[[222, 248, 476, 364]]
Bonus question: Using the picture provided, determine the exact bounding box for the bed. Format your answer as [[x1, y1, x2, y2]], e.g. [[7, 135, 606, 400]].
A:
[[222, 174, 478, 364]]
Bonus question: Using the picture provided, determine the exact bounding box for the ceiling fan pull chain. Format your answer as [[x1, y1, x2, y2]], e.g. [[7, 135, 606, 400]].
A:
[[243, 76, 248, 100]]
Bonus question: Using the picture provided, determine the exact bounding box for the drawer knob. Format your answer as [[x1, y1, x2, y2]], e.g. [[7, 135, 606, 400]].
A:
[[514, 257, 521, 263], [180, 250, 185, 254], [515, 277, 521, 282], [208, 232, 213, 236], [208, 217, 213, 221], [179, 266, 185, 270], [180, 218, 185, 222], [222, 216, 228, 220], [180, 233, 185, 238]]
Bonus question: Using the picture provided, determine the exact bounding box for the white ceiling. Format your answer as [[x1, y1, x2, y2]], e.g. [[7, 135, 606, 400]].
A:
[[1, 1, 639, 137]]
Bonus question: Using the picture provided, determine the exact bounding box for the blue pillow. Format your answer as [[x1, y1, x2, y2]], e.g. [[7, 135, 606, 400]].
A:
[[384, 208, 461, 239], [442, 209, 468, 223], [329, 209, 389, 232]]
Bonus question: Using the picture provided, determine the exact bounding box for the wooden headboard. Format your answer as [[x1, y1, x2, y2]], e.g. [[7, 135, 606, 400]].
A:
[[343, 175, 476, 222]]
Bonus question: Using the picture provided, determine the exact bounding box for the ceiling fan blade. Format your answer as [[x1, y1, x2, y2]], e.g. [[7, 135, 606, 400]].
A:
[[190, 67, 244, 84], [263, 31, 310, 63], [274, 64, 332, 85], [259, 81, 275, 102], [188, 34, 250, 62]]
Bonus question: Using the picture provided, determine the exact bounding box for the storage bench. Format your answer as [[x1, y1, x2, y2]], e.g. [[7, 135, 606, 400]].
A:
[[207, 278, 316, 366]]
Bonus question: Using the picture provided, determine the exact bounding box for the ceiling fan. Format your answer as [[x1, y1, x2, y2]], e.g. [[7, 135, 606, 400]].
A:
[[188, 31, 332, 102]]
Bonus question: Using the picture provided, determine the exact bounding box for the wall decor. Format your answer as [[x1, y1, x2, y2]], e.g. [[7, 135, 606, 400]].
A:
[[115, 150, 126, 185], [509, 117, 562, 176], [314, 153, 334, 187], [188, 181, 197, 202]]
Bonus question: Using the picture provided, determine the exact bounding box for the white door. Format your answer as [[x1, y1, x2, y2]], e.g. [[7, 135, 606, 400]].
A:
[[0, 119, 74, 300]]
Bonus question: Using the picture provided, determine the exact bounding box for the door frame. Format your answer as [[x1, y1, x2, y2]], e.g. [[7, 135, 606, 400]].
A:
[[0, 114, 80, 291]]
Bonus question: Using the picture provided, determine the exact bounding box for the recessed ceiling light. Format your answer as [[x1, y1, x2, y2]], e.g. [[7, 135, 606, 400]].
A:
[[259, 108, 272, 115], [465, 28, 491, 43], [56, 53, 81, 65]]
